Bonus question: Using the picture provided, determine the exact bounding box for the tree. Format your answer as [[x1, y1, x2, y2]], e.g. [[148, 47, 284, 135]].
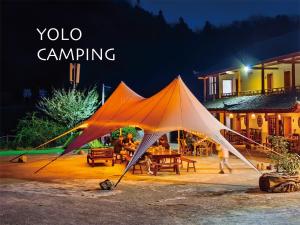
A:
[[112, 127, 138, 140], [269, 136, 300, 175], [38, 87, 100, 128], [14, 112, 68, 148]]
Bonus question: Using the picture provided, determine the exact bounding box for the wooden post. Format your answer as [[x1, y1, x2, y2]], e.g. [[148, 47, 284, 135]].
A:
[[203, 78, 207, 102], [275, 113, 279, 136], [246, 113, 250, 138], [292, 61, 295, 90], [261, 63, 265, 94], [177, 130, 180, 153], [216, 75, 219, 99]]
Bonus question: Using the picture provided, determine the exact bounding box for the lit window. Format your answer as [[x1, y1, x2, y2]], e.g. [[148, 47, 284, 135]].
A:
[[222, 80, 232, 94], [209, 76, 217, 95]]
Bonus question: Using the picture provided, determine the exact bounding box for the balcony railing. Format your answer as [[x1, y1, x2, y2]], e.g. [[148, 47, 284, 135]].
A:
[[219, 85, 300, 98]]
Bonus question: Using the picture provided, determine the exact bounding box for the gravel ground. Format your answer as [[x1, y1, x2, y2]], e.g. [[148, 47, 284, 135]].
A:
[[0, 154, 299, 225], [0, 178, 299, 225]]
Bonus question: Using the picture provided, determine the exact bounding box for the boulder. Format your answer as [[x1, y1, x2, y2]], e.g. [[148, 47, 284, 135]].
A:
[[18, 155, 27, 163], [78, 150, 85, 155], [99, 179, 114, 190]]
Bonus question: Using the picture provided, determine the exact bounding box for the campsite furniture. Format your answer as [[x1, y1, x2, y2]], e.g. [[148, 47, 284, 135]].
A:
[[179, 139, 189, 155], [148, 149, 181, 176], [123, 154, 144, 174], [65, 77, 259, 187], [180, 156, 196, 172], [87, 148, 114, 167], [123, 146, 136, 156], [194, 141, 212, 156]]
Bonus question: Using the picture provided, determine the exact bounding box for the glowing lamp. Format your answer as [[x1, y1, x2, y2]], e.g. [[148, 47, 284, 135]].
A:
[[278, 114, 281, 120], [251, 113, 256, 119], [226, 71, 234, 75], [229, 113, 234, 119], [243, 66, 250, 73]]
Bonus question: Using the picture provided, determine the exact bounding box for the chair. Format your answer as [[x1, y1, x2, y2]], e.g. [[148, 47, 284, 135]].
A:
[[179, 139, 189, 155]]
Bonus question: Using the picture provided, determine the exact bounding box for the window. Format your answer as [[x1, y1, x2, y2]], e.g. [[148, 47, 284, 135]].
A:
[[222, 80, 232, 94], [208, 76, 217, 95]]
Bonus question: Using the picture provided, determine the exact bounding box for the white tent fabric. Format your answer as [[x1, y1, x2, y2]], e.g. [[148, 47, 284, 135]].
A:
[[115, 132, 164, 186], [117, 77, 259, 182], [126, 132, 164, 171], [65, 76, 259, 178]]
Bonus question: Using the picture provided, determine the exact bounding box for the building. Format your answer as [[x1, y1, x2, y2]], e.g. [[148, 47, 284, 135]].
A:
[[198, 51, 300, 150]]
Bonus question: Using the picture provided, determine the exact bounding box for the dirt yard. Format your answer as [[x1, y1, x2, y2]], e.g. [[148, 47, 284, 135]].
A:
[[0, 154, 299, 225]]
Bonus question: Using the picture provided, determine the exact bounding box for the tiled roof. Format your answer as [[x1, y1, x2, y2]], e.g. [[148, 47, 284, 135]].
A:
[[204, 93, 300, 112]]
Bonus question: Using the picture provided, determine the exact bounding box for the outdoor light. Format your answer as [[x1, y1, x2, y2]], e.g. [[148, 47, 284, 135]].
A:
[[251, 113, 256, 119], [229, 113, 234, 118], [243, 65, 250, 73], [278, 114, 281, 120]]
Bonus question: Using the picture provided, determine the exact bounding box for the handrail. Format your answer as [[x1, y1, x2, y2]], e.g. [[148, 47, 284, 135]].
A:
[[217, 85, 300, 98]]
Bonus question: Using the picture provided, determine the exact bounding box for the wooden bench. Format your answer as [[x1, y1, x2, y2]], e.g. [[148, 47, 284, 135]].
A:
[[87, 148, 114, 167], [180, 156, 196, 172], [151, 161, 181, 176]]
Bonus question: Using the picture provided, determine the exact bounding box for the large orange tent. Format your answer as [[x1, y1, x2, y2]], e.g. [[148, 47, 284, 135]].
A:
[[110, 76, 259, 183], [64, 77, 259, 182]]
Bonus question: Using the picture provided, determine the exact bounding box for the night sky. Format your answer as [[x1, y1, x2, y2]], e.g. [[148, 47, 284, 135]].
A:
[[1, 0, 300, 134], [138, 0, 300, 29]]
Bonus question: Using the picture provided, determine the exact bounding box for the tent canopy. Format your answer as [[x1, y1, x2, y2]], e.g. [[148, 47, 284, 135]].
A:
[[65, 81, 144, 153], [65, 76, 259, 175]]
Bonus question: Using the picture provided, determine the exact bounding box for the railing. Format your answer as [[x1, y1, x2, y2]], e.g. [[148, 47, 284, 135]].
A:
[[0, 135, 16, 147], [219, 85, 300, 98]]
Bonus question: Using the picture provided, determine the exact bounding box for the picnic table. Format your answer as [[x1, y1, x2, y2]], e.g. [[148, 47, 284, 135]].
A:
[[124, 146, 181, 175], [148, 149, 181, 175]]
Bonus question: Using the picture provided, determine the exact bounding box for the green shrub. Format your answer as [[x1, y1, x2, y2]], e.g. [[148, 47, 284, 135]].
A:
[[37, 87, 100, 128], [111, 127, 137, 140], [88, 139, 103, 148], [269, 136, 300, 175], [14, 112, 68, 148]]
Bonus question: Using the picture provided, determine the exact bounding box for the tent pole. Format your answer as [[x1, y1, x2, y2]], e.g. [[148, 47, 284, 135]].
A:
[[177, 130, 180, 153], [34, 126, 80, 149]]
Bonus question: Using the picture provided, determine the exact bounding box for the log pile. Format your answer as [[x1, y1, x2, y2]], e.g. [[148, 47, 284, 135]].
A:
[[259, 173, 300, 193]]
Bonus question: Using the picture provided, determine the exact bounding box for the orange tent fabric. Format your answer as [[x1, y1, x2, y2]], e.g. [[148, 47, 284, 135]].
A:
[[113, 76, 258, 180], [64, 76, 258, 176], [64, 81, 144, 153]]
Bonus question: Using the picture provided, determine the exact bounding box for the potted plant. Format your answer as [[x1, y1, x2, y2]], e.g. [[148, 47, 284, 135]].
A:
[[259, 136, 300, 193]]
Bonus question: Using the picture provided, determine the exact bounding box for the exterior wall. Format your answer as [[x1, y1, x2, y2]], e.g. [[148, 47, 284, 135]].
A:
[[237, 112, 299, 142], [231, 63, 300, 93], [219, 112, 225, 125], [284, 113, 300, 134], [240, 69, 261, 92], [296, 64, 300, 86], [248, 113, 268, 142]]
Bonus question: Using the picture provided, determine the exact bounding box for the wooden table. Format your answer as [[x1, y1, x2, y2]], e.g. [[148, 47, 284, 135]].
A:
[[123, 147, 181, 175], [147, 149, 181, 175]]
